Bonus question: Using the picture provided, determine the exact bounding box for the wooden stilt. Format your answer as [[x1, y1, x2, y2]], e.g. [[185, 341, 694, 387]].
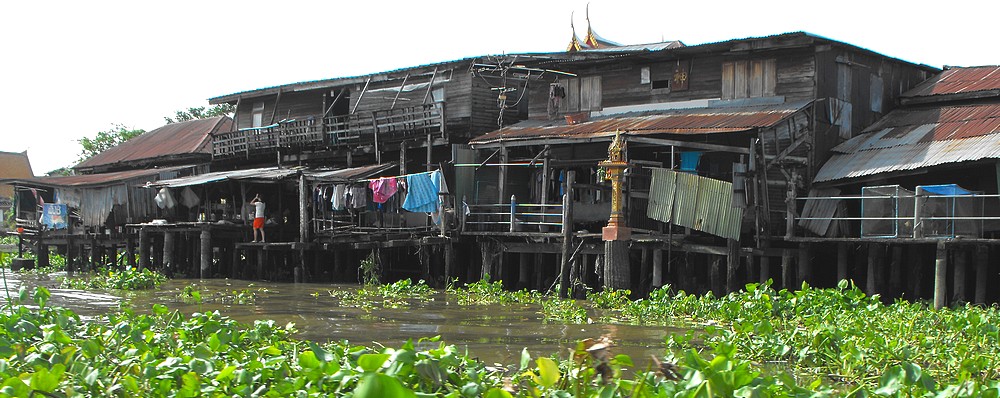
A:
[[138, 228, 149, 270], [908, 245, 923, 299], [726, 239, 739, 293], [797, 243, 811, 287], [519, 253, 530, 289], [954, 247, 967, 303], [126, 233, 136, 268], [889, 246, 903, 297], [781, 250, 794, 290], [759, 255, 770, 284], [640, 247, 651, 296], [710, 254, 723, 294], [652, 249, 663, 289], [975, 245, 988, 305], [444, 241, 454, 285], [603, 241, 630, 291], [866, 244, 880, 296], [934, 241, 948, 309], [65, 237, 74, 276], [837, 242, 848, 284], [200, 228, 211, 279], [163, 232, 175, 271]]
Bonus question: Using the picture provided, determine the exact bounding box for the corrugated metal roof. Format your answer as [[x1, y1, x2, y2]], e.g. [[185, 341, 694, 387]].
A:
[[903, 66, 1000, 98], [75, 117, 233, 170], [149, 163, 398, 188], [816, 103, 1000, 183], [470, 101, 811, 145], [1, 165, 193, 188], [580, 41, 685, 52]]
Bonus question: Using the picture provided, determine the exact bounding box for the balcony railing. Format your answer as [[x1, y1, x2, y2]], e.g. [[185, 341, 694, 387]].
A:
[[213, 103, 444, 158]]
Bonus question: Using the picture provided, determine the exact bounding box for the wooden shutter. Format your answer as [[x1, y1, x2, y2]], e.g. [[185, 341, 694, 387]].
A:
[[734, 61, 749, 99], [721, 62, 735, 100]]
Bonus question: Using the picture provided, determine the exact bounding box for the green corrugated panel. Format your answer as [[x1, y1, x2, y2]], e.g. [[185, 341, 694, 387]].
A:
[[647, 168, 674, 222], [646, 168, 743, 240]]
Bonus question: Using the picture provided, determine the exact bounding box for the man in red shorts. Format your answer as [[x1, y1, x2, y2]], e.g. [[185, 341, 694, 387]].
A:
[[251, 194, 266, 242]]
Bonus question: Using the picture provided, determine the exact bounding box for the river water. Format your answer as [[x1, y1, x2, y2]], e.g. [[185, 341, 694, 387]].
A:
[[2, 272, 680, 366]]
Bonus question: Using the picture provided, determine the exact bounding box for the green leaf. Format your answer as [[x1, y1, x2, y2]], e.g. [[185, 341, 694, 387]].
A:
[[299, 351, 321, 369], [612, 354, 634, 367], [519, 348, 531, 371], [536, 357, 561, 388], [484, 388, 514, 398], [358, 353, 391, 372], [354, 373, 416, 398]]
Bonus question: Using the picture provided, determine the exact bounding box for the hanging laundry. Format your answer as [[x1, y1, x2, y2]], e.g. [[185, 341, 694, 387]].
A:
[[369, 177, 398, 204], [331, 184, 347, 210], [154, 188, 176, 209], [402, 172, 439, 213], [180, 187, 200, 208], [349, 185, 368, 208]]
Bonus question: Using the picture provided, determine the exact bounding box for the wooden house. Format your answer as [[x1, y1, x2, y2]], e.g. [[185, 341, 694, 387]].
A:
[[799, 66, 1000, 307], [3, 117, 232, 271], [0, 150, 33, 228], [461, 32, 937, 295]]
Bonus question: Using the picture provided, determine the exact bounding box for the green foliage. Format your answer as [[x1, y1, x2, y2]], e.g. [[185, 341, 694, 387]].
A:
[[180, 284, 260, 305], [163, 104, 234, 124], [77, 124, 145, 163], [359, 250, 381, 286], [447, 279, 542, 305], [60, 267, 167, 290], [327, 279, 434, 310]]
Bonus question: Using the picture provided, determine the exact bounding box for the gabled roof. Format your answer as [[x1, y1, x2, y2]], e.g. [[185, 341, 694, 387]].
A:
[[814, 103, 1000, 183], [0, 151, 33, 198], [901, 66, 1000, 105], [75, 117, 233, 172], [469, 101, 811, 147]]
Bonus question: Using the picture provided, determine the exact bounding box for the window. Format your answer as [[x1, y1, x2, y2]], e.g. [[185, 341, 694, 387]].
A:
[[564, 76, 602, 112], [721, 59, 776, 100], [251, 102, 265, 127]]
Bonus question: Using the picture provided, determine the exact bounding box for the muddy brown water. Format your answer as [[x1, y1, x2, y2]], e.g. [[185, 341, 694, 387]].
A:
[[2, 273, 683, 367]]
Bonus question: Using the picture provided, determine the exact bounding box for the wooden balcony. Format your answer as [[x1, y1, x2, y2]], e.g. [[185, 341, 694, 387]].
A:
[[213, 103, 445, 159]]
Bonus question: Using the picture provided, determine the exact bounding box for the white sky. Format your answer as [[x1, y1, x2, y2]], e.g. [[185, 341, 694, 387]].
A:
[[2, 0, 997, 175]]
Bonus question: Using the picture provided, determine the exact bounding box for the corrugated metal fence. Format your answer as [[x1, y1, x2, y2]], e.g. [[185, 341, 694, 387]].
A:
[[647, 168, 743, 240]]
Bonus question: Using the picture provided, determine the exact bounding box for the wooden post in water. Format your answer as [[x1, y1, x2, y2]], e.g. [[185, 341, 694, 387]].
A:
[[138, 227, 149, 270], [781, 250, 794, 289], [908, 245, 923, 299], [934, 241, 948, 309], [126, 231, 136, 268], [710, 255, 723, 294], [975, 245, 988, 305], [299, 173, 309, 244], [953, 246, 967, 303], [837, 242, 848, 283], [163, 232, 175, 271], [797, 243, 812, 286], [759, 255, 771, 284], [652, 249, 663, 289], [519, 253, 530, 289], [726, 239, 739, 293], [444, 241, 454, 285], [866, 244, 880, 297], [200, 227, 211, 279], [66, 237, 74, 276], [559, 189, 575, 298], [889, 246, 903, 297]]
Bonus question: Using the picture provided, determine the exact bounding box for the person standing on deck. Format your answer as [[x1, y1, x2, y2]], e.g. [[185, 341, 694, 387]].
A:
[[251, 194, 266, 242]]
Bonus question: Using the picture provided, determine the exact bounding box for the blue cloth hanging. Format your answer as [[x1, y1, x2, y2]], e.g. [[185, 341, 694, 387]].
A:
[[402, 171, 440, 213], [679, 151, 702, 173]]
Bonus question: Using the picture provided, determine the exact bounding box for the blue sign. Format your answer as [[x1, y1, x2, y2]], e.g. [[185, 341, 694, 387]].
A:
[[41, 204, 68, 230]]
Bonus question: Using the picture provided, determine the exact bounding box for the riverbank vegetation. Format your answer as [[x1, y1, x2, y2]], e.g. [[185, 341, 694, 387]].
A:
[[0, 285, 998, 397]]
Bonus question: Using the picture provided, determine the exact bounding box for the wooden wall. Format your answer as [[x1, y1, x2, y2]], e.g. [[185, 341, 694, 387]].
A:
[[233, 90, 325, 130]]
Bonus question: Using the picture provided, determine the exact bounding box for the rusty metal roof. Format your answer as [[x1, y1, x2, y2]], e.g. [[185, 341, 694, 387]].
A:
[[469, 101, 811, 146], [903, 66, 1000, 99], [75, 117, 233, 171], [815, 103, 1000, 183], [1, 165, 194, 188]]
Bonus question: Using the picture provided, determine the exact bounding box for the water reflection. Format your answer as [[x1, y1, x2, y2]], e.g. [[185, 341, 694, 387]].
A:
[[4, 275, 678, 365]]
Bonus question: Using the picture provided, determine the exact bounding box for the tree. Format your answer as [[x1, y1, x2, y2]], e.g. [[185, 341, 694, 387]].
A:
[[77, 124, 145, 163], [164, 104, 234, 124]]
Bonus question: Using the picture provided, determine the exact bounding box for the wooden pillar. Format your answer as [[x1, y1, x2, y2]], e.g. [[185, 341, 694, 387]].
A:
[[65, 237, 74, 276], [534, 253, 544, 291], [797, 243, 812, 286], [866, 244, 881, 297], [726, 239, 740, 293], [559, 177, 575, 298], [138, 228, 149, 270], [163, 232, 175, 270], [479, 242, 493, 281], [781, 250, 794, 290], [837, 242, 849, 283], [519, 252, 531, 289], [889, 246, 903, 297], [498, 145, 508, 207], [759, 255, 771, 284], [652, 249, 663, 289], [444, 241, 454, 284], [126, 232, 136, 268], [90, 235, 99, 268], [710, 255, 723, 294], [908, 245, 923, 299], [295, 248, 305, 283], [953, 247, 967, 303], [639, 248, 651, 295], [200, 228, 211, 279], [426, 132, 433, 172], [604, 241, 630, 291], [420, 245, 431, 282], [934, 241, 948, 309], [975, 245, 988, 305], [399, 141, 408, 175], [299, 174, 309, 243], [257, 247, 265, 280]]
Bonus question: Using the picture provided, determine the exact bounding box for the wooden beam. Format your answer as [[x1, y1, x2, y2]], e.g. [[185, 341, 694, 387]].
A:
[[351, 77, 372, 115], [624, 136, 751, 154], [422, 67, 438, 105], [390, 73, 410, 110], [268, 89, 283, 125]]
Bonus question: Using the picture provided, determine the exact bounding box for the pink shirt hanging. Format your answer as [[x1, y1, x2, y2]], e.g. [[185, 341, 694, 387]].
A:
[[369, 177, 398, 203]]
